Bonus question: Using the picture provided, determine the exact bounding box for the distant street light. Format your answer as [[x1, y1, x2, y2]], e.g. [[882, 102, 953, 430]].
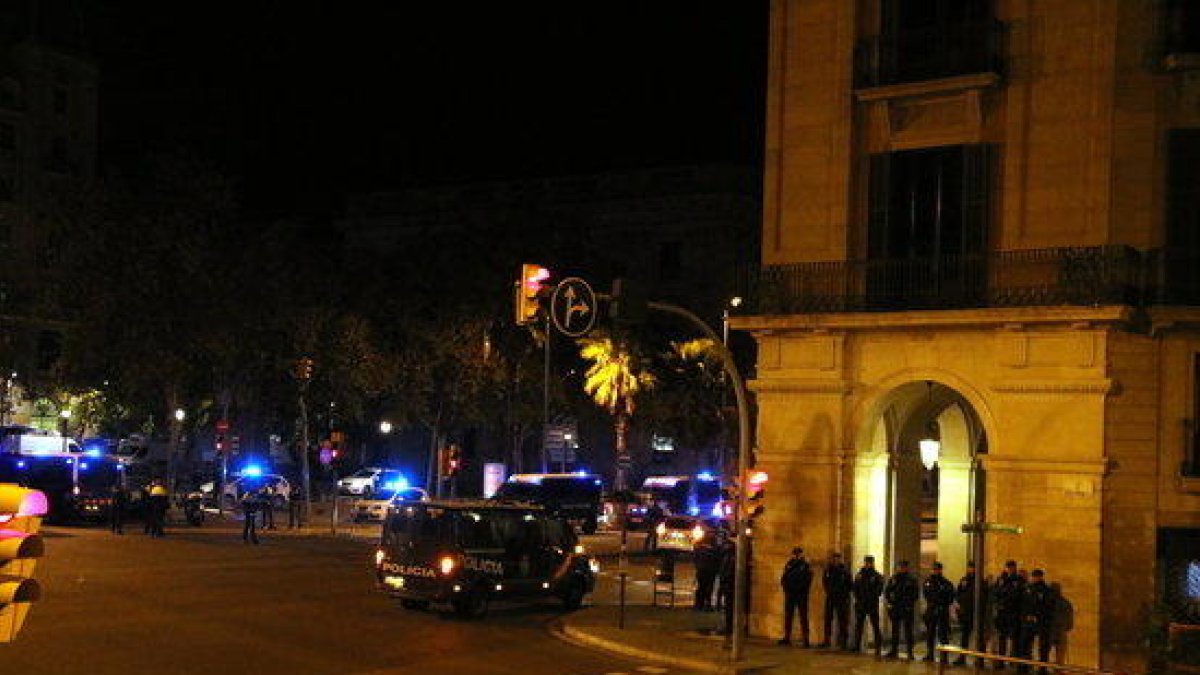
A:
[[379, 421, 393, 435], [59, 408, 71, 419], [174, 408, 186, 422]]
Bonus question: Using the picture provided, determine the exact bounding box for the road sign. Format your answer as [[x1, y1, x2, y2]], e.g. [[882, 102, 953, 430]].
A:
[[961, 522, 1024, 535], [543, 424, 577, 465], [549, 277, 597, 338]]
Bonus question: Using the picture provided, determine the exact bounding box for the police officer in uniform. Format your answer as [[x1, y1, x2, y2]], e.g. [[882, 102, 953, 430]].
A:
[[851, 555, 884, 655], [992, 559, 1026, 666], [884, 560, 919, 659], [109, 483, 127, 535], [922, 561, 955, 663], [778, 547, 813, 646], [819, 552, 852, 649], [693, 532, 720, 611], [954, 561, 978, 665], [241, 489, 259, 544], [1016, 569, 1057, 673]]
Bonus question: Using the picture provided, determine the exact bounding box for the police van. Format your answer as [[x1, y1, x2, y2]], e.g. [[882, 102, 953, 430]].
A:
[[373, 499, 597, 618]]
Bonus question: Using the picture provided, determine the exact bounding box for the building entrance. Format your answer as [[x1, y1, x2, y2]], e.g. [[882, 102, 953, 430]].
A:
[[852, 381, 986, 583]]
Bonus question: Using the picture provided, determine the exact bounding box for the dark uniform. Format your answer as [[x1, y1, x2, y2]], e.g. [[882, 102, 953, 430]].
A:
[[109, 484, 127, 534], [820, 554, 853, 649], [693, 536, 720, 611], [884, 562, 919, 659], [992, 562, 1026, 664], [241, 491, 259, 544], [954, 564, 978, 664], [717, 537, 735, 618], [1016, 570, 1057, 672], [851, 556, 884, 654], [260, 486, 276, 529], [643, 503, 664, 552], [922, 563, 955, 663], [778, 548, 813, 646]]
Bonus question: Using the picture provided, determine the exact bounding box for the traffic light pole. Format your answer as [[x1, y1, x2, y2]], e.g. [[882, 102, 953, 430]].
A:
[[644, 301, 752, 663], [298, 385, 313, 529], [542, 314, 551, 474]]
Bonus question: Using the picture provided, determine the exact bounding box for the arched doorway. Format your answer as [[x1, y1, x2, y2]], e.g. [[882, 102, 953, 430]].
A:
[[852, 381, 987, 582]]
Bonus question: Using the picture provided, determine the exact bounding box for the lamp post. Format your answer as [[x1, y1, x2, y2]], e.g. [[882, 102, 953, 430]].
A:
[[58, 408, 70, 454], [169, 408, 185, 490], [720, 296, 742, 479]]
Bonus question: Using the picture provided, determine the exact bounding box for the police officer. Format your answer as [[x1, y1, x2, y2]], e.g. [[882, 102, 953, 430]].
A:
[[992, 559, 1026, 666], [778, 547, 813, 646], [643, 502, 664, 552], [851, 555, 884, 655], [716, 532, 735, 615], [819, 552, 852, 649], [954, 561, 978, 665], [147, 479, 169, 538], [693, 532, 720, 611], [261, 484, 276, 530], [1016, 569, 1057, 673], [241, 489, 259, 545], [884, 560, 919, 660], [922, 561, 955, 663], [109, 483, 127, 535]]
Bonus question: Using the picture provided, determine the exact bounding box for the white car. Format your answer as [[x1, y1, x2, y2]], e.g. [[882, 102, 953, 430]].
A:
[[338, 467, 387, 496], [200, 474, 292, 508], [351, 486, 428, 523]]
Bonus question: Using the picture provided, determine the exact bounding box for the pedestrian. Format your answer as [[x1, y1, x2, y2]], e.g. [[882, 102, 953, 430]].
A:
[[922, 561, 955, 663], [260, 485, 276, 530], [954, 561, 978, 665], [777, 547, 813, 647], [147, 479, 169, 538], [883, 559, 919, 660], [693, 530, 720, 611], [643, 502, 664, 552], [109, 483, 127, 535], [241, 489, 259, 545], [992, 559, 1026, 667], [1015, 569, 1057, 673], [819, 552, 852, 649], [287, 492, 301, 528], [851, 555, 884, 655]]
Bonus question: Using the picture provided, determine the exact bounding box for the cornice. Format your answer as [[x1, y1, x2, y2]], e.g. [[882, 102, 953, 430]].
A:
[[990, 379, 1114, 395], [750, 378, 852, 395], [732, 306, 1132, 334]]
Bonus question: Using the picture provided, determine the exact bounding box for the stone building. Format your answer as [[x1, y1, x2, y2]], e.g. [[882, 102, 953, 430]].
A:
[[732, 1, 1200, 671]]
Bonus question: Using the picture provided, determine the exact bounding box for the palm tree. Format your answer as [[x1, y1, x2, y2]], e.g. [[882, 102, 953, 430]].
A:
[[579, 335, 653, 491]]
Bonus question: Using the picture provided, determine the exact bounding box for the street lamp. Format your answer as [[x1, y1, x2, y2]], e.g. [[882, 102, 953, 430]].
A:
[[379, 420, 393, 435], [721, 296, 743, 345], [919, 436, 940, 471], [174, 408, 186, 422]]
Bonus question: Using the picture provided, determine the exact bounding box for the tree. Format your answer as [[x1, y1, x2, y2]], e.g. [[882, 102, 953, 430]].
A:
[[641, 337, 729, 471], [579, 334, 653, 491]]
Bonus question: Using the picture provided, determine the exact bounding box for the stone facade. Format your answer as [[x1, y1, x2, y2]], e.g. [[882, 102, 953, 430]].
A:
[[736, 1, 1200, 671]]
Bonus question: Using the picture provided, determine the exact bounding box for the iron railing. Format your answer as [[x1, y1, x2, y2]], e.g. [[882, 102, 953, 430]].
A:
[[855, 19, 1005, 88], [745, 246, 1145, 315]]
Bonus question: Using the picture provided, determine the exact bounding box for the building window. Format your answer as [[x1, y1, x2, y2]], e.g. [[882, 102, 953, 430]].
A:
[[658, 241, 682, 282], [866, 144, 993, 307], [864, 0, 1000, 87], [1165, 0, 1200, 56], [1164, 130, 1200, 304]]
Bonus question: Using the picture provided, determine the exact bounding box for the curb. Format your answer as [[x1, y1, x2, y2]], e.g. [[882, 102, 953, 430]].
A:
[[554, 617, 777, 674]]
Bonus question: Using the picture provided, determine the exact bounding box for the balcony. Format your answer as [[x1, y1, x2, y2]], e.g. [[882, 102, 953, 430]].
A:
[[855, 19, 1005, 89], [744, 246, 1146, 315]]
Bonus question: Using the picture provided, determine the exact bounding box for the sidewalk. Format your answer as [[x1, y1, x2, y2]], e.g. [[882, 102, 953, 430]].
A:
[[559, 605, 964, 674]]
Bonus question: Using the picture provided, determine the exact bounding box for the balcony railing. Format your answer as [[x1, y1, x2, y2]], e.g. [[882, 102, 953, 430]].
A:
[[744, 246, 1149, 315], [855, 19, 1005, 89]]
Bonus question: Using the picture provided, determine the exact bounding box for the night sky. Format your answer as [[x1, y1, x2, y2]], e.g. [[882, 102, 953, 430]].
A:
[[86, 1, 769, 215]]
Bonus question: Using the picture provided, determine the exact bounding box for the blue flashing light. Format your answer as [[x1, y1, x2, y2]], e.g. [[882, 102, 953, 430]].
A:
[[687, 506, 700, 516], [711, 502, 724, 517], [80, 462, 89, 471], [65, 458, 74, 465], [383, 475, 409, 491], [84, 449, 103, 458], [593, 479, 602, 486], [574, 470, 587, 476], [15, 460, 24, 469], [116, 464, 125, 471], [696, 471, 716, 482], [242, 465, 263, 477]]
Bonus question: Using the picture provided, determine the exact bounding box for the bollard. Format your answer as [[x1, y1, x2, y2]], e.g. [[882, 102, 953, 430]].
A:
[[619, 571, 628, 629]]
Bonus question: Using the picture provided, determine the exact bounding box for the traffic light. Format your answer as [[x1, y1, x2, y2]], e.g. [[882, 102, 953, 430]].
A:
[[0, 484, 48, 643], [745, 470, 768, 528], [610, 277, 649, 326], [514, 264, 551, 326], [447, 444, 462, 476], [294, 357, 314, 382], [215, 433, 225, 455]]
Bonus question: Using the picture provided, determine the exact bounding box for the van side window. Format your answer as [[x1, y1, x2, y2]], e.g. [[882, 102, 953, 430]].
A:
[[544, 518, 573, 549], [459, 511, 499, 549]]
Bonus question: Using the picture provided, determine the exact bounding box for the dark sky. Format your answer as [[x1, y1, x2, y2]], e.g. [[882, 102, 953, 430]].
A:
[[86, 2, 768, 215]]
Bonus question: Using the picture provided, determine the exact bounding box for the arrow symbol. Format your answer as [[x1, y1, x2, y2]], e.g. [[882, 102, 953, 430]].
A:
[[562, 285, 590, 328]]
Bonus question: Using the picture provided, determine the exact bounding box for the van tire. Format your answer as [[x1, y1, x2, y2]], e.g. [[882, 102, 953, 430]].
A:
[[453, 587, 489, 619], [561, 578, 586, 611], [581, 519, 598, 535], [400, 599, 429, 611]]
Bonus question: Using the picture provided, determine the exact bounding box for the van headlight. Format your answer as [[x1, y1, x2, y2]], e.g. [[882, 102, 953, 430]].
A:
[[589, 559, 601, 574], [374, 549, 386, 567], [656, 523, 666, 536], [691, 525, 705, 541], [439, 555, 457, 576], [574, 544, 585, 554]]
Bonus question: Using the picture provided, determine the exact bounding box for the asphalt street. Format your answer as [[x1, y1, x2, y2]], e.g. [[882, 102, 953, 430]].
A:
[[1, 523, 691, 675]]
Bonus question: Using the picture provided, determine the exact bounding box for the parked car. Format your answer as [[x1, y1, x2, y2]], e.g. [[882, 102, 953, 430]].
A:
[[199, 473, 292, 508], [351, 486, 428, 523], [653, 515, 723, 553], [339, 467, 388, 496]]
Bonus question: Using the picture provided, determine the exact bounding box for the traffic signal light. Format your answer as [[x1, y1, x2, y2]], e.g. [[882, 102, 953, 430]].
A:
[[215, 433, 225, 455], [514, 264, 550, 326], [448, 445, 461, 476], [294, 357, 314, 382], [0, 484, 48, 643], [610, 277, 649, 325], [745, 470, 768, 527]]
